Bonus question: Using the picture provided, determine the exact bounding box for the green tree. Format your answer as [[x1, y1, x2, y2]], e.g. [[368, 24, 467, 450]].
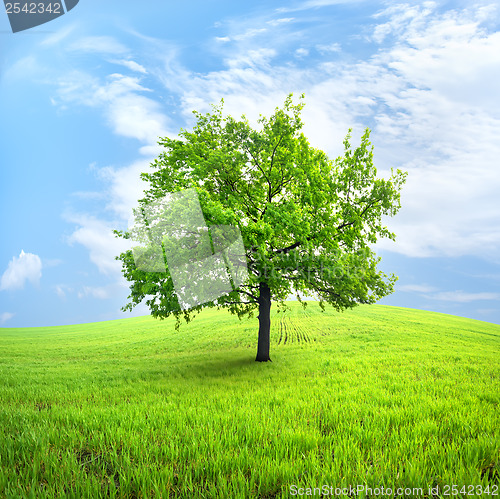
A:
[[114, 94, 407, 362]]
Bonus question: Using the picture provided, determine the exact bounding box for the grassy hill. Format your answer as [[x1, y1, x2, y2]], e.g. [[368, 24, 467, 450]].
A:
[[0, 303, 499, 498]]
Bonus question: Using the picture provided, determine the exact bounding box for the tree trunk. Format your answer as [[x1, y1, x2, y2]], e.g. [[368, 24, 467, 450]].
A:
[[256, 281, 272, 362]]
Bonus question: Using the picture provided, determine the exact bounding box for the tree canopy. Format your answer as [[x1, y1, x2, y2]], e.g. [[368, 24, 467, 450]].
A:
[[114, 94, 407, 361]]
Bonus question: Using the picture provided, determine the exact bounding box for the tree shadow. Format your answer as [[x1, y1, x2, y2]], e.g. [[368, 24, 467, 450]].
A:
[[177, 355, 263, 379]]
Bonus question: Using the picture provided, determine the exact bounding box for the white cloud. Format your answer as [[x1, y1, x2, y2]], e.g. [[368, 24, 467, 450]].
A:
[[49, 2, 500, 279], [233, 28, 268, 41], [40, 23, 77, 46], [302, 0, 362, 6], [399, 283, 500, 303], [2, 56, 40, 82], [96, 159, 152, 220], [160, 2, 500, 262], [54, 72, 172, 146], [295, 48, 310, 57], [0, 312, 14, 325], [216, 36, 231, 43], [225, 48, 278, 69], [66, 215, 131, 276], [0, 251, 42, 291], [267, 18, 295, 27], [68, 36, 129, 55], [53, 70, 101, 108], [108, 93, 168, 143], [278, 0, 365, 13], [64, 159, 151, 278], [78, 286, 111, 300], [429, 291, 500, 303], [364, 5, 500, 261], [476, 308, 499, 317], [55, 284, 73, 299], [316, 42, 341, 53], [398, 284, 437, 293], [50, 51, 173, 281], [111, 59, 148, 74]]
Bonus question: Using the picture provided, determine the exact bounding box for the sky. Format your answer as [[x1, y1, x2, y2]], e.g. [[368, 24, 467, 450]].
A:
[[1, 0, 500, 328]]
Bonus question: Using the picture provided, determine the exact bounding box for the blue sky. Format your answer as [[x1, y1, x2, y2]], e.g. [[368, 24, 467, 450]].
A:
[[1, 0, 500, 328]]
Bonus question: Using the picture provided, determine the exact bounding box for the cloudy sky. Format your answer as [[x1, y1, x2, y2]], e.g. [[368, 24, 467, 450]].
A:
[[1, 0, 499, 328]]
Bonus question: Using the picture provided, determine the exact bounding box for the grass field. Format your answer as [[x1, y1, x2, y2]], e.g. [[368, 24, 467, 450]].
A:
[[0, 302, 499, 498]]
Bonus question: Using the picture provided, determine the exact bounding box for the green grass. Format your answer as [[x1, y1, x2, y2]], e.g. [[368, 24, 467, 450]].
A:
[[0, 302, 499, 498]]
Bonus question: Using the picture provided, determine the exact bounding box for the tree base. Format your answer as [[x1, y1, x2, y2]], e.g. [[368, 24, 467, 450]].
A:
[[255, 356, 272, 363]]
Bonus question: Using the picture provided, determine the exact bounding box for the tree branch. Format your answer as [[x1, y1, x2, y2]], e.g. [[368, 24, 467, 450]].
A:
[[335, 197, 382, 232], [223, 301, 255, 306], [243, 144, 270, 185], [238, 288, 259, 301], [272, 195, 383, 255], [273, 233, 319, 255], [269, 134, 284, 172]]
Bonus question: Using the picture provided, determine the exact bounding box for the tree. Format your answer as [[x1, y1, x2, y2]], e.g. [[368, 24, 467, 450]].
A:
[[114, 94, 407, 362]]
